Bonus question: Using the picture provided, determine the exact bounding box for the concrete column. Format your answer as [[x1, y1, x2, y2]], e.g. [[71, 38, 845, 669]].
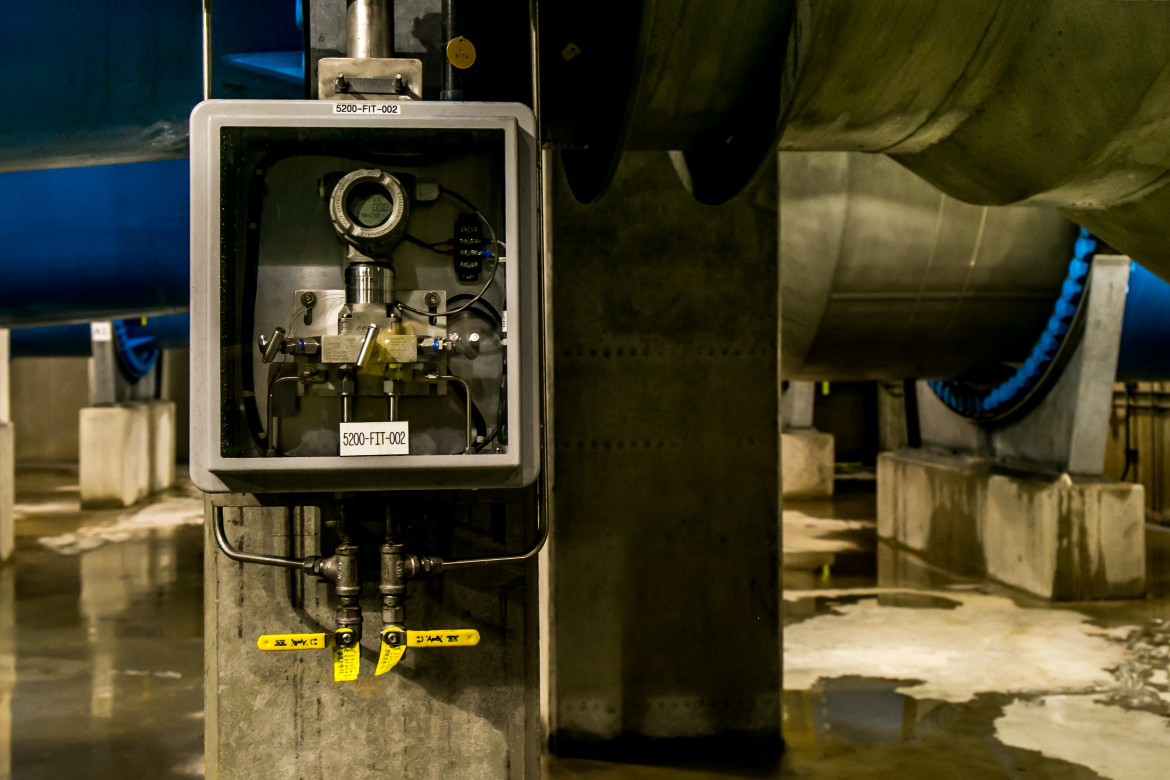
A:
[[547, 153, 781, 759], [205, 502, 539, 779], [79, 405, 150, 508], [0, 330, 11, 562], [88, 322, 119, 406]]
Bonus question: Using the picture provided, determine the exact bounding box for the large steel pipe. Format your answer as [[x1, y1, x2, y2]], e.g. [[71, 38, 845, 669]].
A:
[[782, 153, 1075, 381], [538, 0, 794, 203], [539, 1, 1170, 282], [776, 1, 1170, 282], [783, 152, 1170, 386]]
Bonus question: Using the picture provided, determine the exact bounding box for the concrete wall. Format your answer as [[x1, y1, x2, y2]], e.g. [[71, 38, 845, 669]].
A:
[[10, 357, 89, 463], [548, 152, 781, 759], [206, 499, 540, 779], [8, 350, 189, 467]]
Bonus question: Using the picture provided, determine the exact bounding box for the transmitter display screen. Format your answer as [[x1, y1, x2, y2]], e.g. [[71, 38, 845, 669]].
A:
[[347, 182, 393, 227]]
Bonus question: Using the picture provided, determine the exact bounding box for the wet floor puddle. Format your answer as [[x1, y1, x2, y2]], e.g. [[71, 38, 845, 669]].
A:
[[784, 589, 1170, 779]]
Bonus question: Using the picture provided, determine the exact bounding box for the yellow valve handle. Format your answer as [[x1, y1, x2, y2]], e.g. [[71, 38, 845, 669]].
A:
[[376, 627, 407, 676], [408, 629, 480, 648], [257, 633, 329, 651], [332, 629, 360, 682], [375, 626, 482, 676]]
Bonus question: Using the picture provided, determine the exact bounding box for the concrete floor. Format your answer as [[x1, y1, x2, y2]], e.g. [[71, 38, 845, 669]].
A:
[[7, 468, 1170, 778], [9, 466, 203, 779]]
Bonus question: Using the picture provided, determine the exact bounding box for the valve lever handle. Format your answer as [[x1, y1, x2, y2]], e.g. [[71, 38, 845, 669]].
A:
[[376, 626, 408, 675], [376, 626, 482, 676], [332, 628, 360, 682], [259, 327, 287, 363], [257, 632, 328, 651], [257, 630, 360, 682], [408, 628, 480, 647]]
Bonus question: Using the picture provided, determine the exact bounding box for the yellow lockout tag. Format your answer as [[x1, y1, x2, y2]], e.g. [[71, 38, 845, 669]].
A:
[[376, 626, 407, 676], [408, 628, 480, 647], [257, 633, 328, 651], [332, 629, 360, 682], [445, 36, 476, 69]]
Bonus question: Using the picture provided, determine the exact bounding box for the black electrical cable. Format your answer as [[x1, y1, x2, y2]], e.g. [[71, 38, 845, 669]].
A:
[[448, 294, 501, 326], [446, 306, 498, 329], [475, 427, 500, 452], [439, 186, 482, 216], [439, 187, 506, 251], [396, 188, 502, 319], [403, 234, 452, 254]]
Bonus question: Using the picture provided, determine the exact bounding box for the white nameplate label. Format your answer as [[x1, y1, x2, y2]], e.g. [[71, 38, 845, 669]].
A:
[[332, 102, 402, 115], [340, 422, 409, 456], [91, 322, 112, 342]]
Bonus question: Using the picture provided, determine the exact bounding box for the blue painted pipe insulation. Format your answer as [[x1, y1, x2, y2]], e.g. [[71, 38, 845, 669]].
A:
[[1117, 262, 1170, 382], [931, 230, 1170, 420], [0, 160, 190, 328], [9, 314, 191, 381]]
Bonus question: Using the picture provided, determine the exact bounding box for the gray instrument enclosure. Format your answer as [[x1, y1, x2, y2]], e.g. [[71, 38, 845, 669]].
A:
[[189, 100, 539, 493]]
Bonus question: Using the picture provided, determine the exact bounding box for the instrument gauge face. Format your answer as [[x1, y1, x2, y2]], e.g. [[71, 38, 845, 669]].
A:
[[330, 169, 409, 254], [347, 181, 394, 228]]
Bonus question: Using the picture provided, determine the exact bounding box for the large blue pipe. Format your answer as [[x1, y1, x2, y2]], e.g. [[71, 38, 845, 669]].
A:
[[932, 246, 1170, 419], [9, 314, 191, 358], [1117, 262, 1170, 382], [1, 1, 201, 172], [4, 158, 1170, 391], [0, 160, 190, 328]]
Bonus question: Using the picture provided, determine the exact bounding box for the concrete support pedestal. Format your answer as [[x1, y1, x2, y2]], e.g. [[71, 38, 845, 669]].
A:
[[878, 450, 1145, 600], [79, 401, 176, 508], [782, 429, 834, 499], [205, 504, 538, 779], [79, 405, 150, 508], [147, 400, 176, 493]]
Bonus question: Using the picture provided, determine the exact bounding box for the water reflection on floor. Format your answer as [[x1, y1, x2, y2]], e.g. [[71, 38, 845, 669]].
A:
[[550, 483, 1170, 780], [8, 468, 1170, 778], [9, 466, 204, 779]]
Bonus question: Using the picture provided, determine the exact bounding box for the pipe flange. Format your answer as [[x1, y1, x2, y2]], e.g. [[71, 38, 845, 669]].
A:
[[330, 168, 409, 256]]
